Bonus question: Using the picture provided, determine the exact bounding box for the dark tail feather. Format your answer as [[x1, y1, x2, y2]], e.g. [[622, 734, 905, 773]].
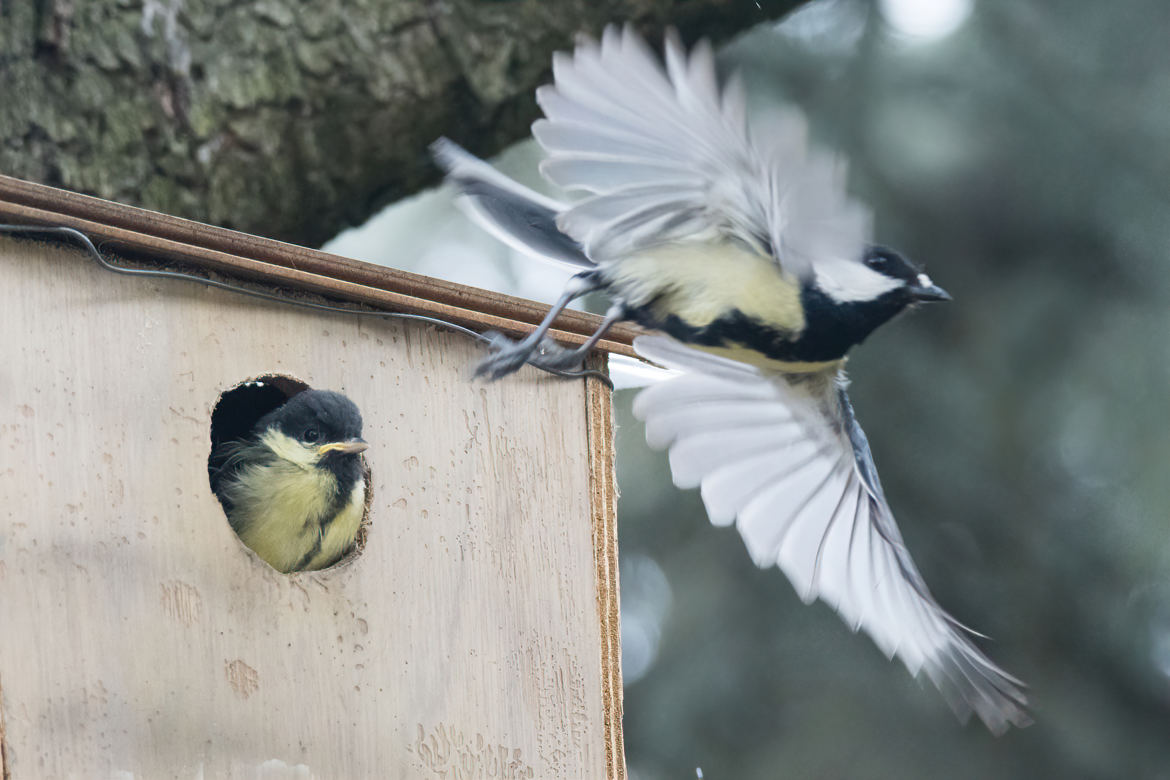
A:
[[431, 138, 595, 268]]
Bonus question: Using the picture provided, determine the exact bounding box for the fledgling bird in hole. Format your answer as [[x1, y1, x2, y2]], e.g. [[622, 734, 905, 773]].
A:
[[433, 25, 1030, 732], [211, 389, 368, 573]]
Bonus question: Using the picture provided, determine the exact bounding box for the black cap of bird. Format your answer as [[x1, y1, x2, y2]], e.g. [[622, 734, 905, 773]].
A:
[[212, 389, 368, 573], [433, 25, 1029, 733]]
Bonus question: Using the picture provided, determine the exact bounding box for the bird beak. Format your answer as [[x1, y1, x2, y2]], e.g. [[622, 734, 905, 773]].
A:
[[317, 439, 369, 456], [910, 273, 952, 302]]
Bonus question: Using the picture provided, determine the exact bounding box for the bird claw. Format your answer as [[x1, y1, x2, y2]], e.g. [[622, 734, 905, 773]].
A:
[[526, 339, 587, 371], [474, 332, 538, 380], [474, 333, 584, 379]]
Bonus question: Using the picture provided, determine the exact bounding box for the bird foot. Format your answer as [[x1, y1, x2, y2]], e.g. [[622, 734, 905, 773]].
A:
[[474, 333, 585, 379], [474, 332, 540, 380], [526, 339, 587, 371]]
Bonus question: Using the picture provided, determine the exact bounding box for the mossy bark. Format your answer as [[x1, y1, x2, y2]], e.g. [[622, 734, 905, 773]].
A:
[[0, 0, 803, 246]]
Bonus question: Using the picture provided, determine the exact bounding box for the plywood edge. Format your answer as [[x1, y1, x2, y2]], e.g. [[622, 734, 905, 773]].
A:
[[585, 353, 626, 779], [0, 673, 9, 780], [0, 174, 640, 356]]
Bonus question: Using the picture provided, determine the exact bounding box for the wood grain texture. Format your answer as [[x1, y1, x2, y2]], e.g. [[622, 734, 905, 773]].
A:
[[0, 235, 622, 778]]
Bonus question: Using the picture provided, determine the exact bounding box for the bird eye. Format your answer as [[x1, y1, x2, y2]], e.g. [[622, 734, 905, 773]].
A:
[[865, 254, 888, 270], [302, 427, 320, 443]]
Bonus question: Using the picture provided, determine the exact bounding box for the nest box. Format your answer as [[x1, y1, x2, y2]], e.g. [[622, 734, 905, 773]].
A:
[[0, 176, 630, 778]]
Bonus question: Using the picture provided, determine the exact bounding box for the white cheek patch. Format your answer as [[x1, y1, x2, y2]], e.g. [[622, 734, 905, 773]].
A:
[[260, 430, 318, 469], [917, 273, 933, 288], [814, 261, 901, 303]]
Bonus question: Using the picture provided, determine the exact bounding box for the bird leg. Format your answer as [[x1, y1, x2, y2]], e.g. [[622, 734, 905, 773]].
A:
[[519, 302, 627, 372], [475, 271, 604, 379]]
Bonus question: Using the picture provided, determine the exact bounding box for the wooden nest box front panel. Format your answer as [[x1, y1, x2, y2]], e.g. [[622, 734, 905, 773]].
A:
[[0, 182, 624, 779]]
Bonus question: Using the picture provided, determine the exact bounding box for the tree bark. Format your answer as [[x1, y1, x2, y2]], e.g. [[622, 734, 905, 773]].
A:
[[0, 0, 804, 247]]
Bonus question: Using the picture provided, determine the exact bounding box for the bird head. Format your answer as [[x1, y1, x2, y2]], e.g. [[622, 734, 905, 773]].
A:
[[252, 390, 367, 480], [858, 245, 951, 305], [812, 246, 950, 308], [797, 245, 950, 359]]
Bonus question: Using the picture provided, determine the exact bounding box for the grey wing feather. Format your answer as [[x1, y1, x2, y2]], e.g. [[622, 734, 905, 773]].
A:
[[835, 388, 1031, 731], [430, 137, 594, 269], [630, 335, 1031, 734], [533, 25, 872, 274]]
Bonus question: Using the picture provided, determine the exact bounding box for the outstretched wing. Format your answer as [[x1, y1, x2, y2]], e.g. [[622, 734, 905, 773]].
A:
[[534, 25, 871, 275], [630, 335, 1031, 734]]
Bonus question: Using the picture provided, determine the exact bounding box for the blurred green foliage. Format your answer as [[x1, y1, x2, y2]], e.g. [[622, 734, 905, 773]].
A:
[[616, 1, 1170, 777]]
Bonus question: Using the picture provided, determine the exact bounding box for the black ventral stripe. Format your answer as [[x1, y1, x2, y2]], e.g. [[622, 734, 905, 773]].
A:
[[625, 285, 906, 363]]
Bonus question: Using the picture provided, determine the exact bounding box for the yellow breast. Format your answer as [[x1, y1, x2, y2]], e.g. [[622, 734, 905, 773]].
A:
[[301, 480, 366, 571], [605, 241, 806, 333], [226, 458, 364, 573]]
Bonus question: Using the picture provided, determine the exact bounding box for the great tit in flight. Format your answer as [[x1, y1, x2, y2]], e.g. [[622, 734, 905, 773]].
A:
[[211, 389, 368, 573], [433, 26, 1029, 732]]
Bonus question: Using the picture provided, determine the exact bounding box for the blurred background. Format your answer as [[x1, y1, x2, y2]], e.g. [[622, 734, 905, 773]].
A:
[[6, 0, 1169, 775], [327, 0, 1170, 777]]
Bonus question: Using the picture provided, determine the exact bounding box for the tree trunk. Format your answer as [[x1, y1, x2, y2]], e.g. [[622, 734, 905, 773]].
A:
[[0, 0, 803, 247]]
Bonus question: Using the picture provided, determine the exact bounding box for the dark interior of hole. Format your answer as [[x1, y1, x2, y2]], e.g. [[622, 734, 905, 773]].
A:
[[208, 377, 309, 498]]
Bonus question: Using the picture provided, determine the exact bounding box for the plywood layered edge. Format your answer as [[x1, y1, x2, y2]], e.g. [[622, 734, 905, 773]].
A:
[[585, 354, 626, 780]]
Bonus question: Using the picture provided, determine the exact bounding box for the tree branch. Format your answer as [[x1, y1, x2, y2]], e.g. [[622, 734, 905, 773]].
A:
[[0, 0, 805, 246]]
